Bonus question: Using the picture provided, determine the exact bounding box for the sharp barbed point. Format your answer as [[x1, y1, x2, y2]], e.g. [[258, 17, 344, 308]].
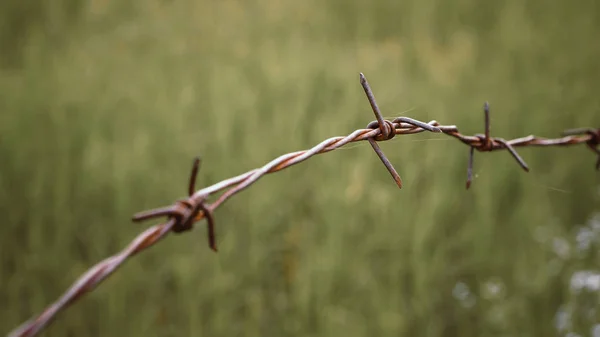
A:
[[483, 101, 491, 148], [8, 74, 599, 337], [187, 157, 217, 252], [189, 157, 201, 197], [464, 102, 533, 187], [360, 72, 410, 188], [466, 146, 475, 190]]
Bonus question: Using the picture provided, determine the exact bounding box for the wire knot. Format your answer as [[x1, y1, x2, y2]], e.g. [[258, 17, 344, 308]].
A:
[[367, 119, 396, 141], [465, 102, 529, 189], [131, 158, 218, 252], [359, 73, 442, 189], [169, 197, 205, 233]]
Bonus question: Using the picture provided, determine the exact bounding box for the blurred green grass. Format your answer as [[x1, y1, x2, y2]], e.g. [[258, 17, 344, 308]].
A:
[[1, 0, 599, 336]]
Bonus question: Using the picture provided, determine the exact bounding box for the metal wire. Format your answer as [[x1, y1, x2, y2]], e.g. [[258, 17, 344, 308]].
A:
[[8, 74, 599, 337]]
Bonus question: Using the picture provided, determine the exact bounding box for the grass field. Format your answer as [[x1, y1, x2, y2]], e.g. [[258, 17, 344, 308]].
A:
[[1, 0, 599, 336]]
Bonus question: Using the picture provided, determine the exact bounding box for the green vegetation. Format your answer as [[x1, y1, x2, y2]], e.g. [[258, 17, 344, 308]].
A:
[[1, 0, 599, 336]]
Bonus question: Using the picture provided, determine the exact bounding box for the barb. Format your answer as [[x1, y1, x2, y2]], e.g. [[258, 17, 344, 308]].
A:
[[8, 73, 599, 337], [360, 72, 404, 188]]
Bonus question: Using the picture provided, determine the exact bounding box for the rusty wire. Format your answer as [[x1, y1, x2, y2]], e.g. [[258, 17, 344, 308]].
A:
[[8, 73, 599, 337]]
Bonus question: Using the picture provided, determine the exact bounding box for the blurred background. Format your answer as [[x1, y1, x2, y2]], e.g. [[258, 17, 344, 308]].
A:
[[1, 0, 599, 336]]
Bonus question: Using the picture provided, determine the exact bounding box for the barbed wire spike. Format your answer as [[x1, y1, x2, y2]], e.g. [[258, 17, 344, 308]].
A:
[[360, 72, 403, 188], [359, 73, 387, 138], [187, 158, 217, 252], [188, 157, 201, 197], [484, 101, 491, 148], [496, 138, 530, 172], [466, 146, 475, 189], [131, 158, 218, 252], [466, 102, 530, 189]]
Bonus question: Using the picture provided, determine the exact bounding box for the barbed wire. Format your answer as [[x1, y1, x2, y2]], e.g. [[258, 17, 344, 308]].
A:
[[8, 73, 599, 337]]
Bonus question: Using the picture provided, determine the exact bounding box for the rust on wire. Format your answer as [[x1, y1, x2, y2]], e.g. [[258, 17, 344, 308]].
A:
[[360, 72, 404, 188], [463, 101, 530, 189], [360, 73, 442, 188], [8, 73, 599, 337], [131, 157, 217, 251]]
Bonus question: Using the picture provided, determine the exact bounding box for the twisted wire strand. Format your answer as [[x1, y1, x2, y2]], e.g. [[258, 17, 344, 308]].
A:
[[8, 220, 177, 337], [8, 73, 599, 337]]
